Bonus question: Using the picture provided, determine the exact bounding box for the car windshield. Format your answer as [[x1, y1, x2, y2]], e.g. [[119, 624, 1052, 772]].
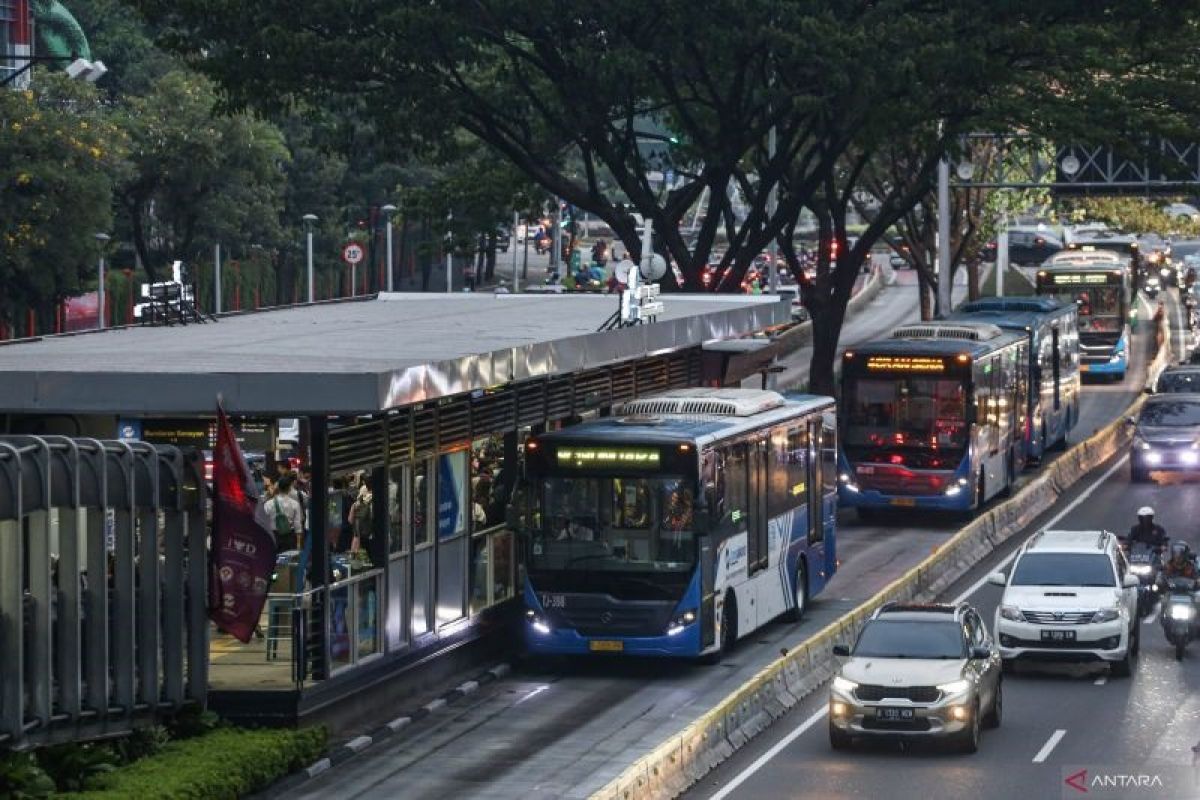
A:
[[1171, 241, 1200, 259], [853, 620, 965, 659], [1010, 553, 1115, 587], [1139, 401, 1200, 427], [1156, 372, 1200, 393], [529, 476, 697, 573], [845, 377, 968, 450]]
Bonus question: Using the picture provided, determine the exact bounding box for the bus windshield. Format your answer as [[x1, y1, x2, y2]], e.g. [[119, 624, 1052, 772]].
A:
[[845, 377, 968, 452], [1043, 286, 1123, 332], [530, 476, 697, 573]]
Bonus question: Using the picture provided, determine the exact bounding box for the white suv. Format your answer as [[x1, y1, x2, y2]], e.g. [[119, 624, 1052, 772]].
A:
[[989, 530, 1140, 676]]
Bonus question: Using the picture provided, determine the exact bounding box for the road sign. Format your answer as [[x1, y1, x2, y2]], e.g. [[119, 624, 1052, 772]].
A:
[[342, 242, 365, 265]]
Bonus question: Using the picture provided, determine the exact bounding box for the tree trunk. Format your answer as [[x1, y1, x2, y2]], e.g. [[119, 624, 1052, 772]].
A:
[[807, 295, 848, 396], [966, 259, 980, 301], [485, 231, 497, 280], [917, 267, 934, 321]]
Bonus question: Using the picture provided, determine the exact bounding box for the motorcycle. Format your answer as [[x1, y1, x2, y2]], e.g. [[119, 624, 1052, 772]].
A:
[[1160, 576, 1199, 661], [1127, 542, 1165, 616]]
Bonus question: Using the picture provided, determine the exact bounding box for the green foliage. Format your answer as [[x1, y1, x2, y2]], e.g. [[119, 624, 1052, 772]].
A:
[[1063, 198, 1200, 237], [111, 726, 171, 765], [67, 727, 327, 800], [0, 73, 125, 325], [0, 751, 56, 799], [164, 707, 221, 741], [36, 742, 118, 792]]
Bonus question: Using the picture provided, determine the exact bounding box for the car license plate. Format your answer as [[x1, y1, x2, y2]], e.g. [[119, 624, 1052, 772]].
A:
[[890, 497, 916, 507], [589, 640, 624, 652], [1040, 629, 1076, 642], [877, 707, 915, 721]]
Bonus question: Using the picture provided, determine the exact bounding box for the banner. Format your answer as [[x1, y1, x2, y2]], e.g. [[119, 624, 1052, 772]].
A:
[[208, 404, 276, 643]]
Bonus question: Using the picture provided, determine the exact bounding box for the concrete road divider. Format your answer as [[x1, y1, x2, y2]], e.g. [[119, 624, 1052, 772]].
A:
[[590, 317, 1171, 800], [769, 263, 889, 355]]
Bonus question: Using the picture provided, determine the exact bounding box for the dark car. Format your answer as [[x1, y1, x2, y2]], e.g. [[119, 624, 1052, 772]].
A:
[[983, 230, 1064, 266], [1154, 366, 1200, 394], [1128, 393, 1200, 482]]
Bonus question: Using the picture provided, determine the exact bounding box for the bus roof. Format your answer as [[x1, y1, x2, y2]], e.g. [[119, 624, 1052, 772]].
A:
[[850, 327, 1026, 359], [533, 390, 834, 447], [950, 298, 1076, 332]]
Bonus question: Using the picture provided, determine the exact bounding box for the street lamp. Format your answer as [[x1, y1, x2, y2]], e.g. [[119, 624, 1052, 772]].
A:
[[94, 233, 110, 329], [381, 204, 398, 293], [302, 213, 318, 303]]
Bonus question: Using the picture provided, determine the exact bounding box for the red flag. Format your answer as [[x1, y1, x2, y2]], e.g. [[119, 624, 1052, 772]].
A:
[[208, 404, 277, 643]]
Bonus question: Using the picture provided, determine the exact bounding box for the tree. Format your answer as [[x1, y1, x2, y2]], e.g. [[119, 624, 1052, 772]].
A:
[[0, 74, 125, 330], [113, 71, 289, 282]]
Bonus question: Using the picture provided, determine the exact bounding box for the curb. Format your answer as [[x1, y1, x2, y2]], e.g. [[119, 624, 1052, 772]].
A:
[[589, 316, 1172, 800], [263, 662, 512, 797]]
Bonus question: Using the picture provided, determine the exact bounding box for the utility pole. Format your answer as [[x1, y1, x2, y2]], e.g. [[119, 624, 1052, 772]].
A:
[[303, 213, 318, 303], [512, 210, 520, 293], [445, 212, 453, 293], [382, 204, 397, 292], [996, 213, 1009, 296], [552, 200, 563, 275], [937, 158, 952, 317], [94, 233, 110, 329], [214, 243, 222, 313]]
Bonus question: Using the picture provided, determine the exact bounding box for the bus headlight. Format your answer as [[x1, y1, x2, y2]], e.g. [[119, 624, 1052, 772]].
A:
[[526, 609, 552, 635], [667, 609, 698, 636], [944, 485, 962, 496]]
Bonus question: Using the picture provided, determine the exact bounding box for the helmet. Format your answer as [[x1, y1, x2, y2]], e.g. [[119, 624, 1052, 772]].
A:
[[1169, 541, 1190, 560], [1137, 506, 1155, 518]]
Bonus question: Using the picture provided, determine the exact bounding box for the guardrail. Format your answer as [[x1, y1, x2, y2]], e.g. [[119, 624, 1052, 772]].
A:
[[590, 313, 1171, 800]]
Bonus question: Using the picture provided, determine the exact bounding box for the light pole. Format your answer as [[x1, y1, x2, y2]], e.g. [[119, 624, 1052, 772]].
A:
[[512, 210, 520, 293], [94, 233, 110, 329], [214, 243, 222, 314], [303, 213, 318, 303], [445, 212, 454, 294], [381, 204, 398, 293]]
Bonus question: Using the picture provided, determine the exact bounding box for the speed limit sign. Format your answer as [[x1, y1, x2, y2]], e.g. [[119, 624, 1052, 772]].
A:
[[342, 242, 365, 265]]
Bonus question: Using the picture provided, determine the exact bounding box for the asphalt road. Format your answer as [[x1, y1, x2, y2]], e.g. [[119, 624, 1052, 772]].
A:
[[292, 288, 1180, 800], [685, 449, 1200, 800]]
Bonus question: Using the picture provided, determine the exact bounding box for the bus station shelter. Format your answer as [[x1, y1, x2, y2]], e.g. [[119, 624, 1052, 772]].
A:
[[0, 292, 786, 727]]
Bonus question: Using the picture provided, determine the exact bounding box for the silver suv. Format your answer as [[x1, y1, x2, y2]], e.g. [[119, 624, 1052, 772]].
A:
[[829, 603, 1002, 753]]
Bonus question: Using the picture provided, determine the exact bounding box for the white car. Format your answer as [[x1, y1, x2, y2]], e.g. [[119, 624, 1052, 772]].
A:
[[989, 530, 1140, 676]]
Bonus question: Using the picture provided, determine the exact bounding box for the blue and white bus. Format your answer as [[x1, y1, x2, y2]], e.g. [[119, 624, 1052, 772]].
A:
[[950, 297, 1081, 461], [838, 321, 1030, 516], [519, 389, 837, 660], [1035, 257, 1131, 380]]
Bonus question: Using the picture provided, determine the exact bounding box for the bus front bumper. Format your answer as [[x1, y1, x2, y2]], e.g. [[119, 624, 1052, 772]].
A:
[[837, 484, 972, 512], [523, 617, 703, 657], [1080, 358, 1126, 376]]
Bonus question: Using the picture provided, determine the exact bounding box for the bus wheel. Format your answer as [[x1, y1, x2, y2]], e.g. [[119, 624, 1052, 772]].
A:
[[703, 593, 737, 664], [784, 559, 808, 622]]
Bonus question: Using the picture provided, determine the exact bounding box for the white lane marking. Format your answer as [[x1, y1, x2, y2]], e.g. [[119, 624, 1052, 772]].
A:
[[1144, 607, 1159, 625], [708, 707, 827, 800], [513, 685, 549, 706], [952, 455, 1131, 604], [1094, 675, 1107, 686], [1032, 729, 1067, 763]]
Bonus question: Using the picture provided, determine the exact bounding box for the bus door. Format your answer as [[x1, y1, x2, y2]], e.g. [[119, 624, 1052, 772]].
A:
[[1052, 325, 1062, 411], [747, 437, 769, 576]]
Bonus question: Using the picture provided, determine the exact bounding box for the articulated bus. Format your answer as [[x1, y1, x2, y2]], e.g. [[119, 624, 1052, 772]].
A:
[[838, 322, 1029, 516], [950, 297, 1081, 461], [519, 388, 837, 660], [1035, 258, 1131, 380]]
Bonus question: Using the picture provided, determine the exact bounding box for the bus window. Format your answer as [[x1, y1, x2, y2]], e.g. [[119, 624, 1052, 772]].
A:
[[767, 427, 807, 518], [1052, 326, 1062, 410], [723, 443, 750, 536], [820, 415, 838, 493], [845, 378, 968, 451]]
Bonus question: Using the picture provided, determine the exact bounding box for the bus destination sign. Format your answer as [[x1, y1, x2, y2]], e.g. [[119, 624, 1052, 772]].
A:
[[1045, 272, 1112, 285], [556, 447, 662, 469], [864, 355, 946, 373]]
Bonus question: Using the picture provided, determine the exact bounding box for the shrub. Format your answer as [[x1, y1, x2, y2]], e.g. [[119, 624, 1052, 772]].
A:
[[72, 726, 327, 799], [112, 726, 171, 764], [165, 707, 221, 741], [36, 743, 118, 792], [0, 751, 56, 798]]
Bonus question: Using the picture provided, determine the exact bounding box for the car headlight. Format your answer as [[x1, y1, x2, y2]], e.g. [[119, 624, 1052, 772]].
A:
[[1129, 564, 1153, 576], [1161, 267, 1171, 276], [1168, 603, 1196, 621], [667, 608, 698, 636], [936, 679, 971, 696], [832, 676, 859, 694], [1091, 608, 1121, 623], [1147, 451, 1163, 465], [526, 609, 552, 635], [1134, 437, 1150, 451], [999, 605, 1024, 622], [1182, 450, 1200, 466]]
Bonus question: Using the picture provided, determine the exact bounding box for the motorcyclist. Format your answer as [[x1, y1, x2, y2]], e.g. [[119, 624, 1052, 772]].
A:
[[1127, 506, 1169, 549], [1162, 541, 1199, 580]]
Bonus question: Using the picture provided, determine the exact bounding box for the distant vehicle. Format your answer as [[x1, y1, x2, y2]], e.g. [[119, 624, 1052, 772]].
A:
[[989, 529, 1140, 676], [1165, 202, 1200, 222], [829, 602, 1002, 753], [1127, 393, 1200, 482], [519, 389, 838, 660], [983, 230, 1064, 266], [1139, 233, 1176, 286], [949, 297, 1081, 461], [1152, 365, 1200, 394], [1066, 234, 1143, 286], [838, 321, 1029, 516], [1035, 260, 1131, 380]]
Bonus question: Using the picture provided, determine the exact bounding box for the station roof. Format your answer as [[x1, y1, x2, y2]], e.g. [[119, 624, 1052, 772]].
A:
[[0, 293, 786, 416]]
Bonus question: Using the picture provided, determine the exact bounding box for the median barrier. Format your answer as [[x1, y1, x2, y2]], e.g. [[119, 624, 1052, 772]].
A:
[[588, 314, 1172, 800]]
